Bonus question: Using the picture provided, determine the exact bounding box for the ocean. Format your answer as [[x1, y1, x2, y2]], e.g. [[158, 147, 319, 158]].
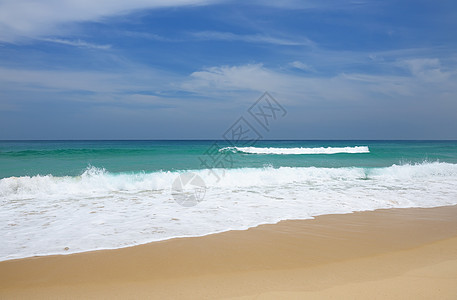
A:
[[1, 140, 457, 261]]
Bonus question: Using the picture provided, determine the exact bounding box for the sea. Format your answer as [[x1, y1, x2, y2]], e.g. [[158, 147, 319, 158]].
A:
[[1, 140, 457, 261]]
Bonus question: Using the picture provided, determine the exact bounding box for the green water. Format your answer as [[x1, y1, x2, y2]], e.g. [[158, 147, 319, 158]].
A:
[[1, 140, 457, 178]]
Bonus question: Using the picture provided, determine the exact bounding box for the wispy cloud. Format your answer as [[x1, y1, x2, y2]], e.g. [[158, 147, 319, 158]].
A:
[[190, 31, 315, 46], [289, 61, 315, 72], [0, 65, 176, 96], [3, 55, 454, 105], [0, 0, 216, 43], [181, 59, 457, 104], [118, 31, 171, 42], [246, 0, 374, 10], [41, 38, 111, 50], [1, 55, 457, 138], [397, 58, 451, 82]]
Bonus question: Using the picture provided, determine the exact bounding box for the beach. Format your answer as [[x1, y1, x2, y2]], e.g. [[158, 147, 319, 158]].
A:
[[2, 205, 457, 299], [2, 141, 457, 262], [2, 0, 457, 297]]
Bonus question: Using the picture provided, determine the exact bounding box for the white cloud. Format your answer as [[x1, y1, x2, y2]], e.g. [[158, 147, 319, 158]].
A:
[[0, 0, 215, 42], [246, 0, 371, 10], [182, 64, 288, 91], [1, 57, 456, 110], [181, 61, 457, 105], [398, 58, 450, 82], [0, 66, 176, 96], [182, 64, 362, 102], [289, 61, 314, 71], [191, 31, 315, 46], [41, 38, 111, 49], [118, 31, 171, 41]]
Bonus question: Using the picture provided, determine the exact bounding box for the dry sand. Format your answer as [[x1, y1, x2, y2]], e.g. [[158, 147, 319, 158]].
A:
[[1, 205, 457, 299]]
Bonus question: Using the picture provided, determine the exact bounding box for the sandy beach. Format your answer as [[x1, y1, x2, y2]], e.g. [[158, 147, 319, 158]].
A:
[[1, 205, 457, 299], [2, 0, 457, 298]]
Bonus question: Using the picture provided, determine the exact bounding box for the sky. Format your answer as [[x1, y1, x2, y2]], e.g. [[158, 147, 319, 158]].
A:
[[0, 0, 456, 140]]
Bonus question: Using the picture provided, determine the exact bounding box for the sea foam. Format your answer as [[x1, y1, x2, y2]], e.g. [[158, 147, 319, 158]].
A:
[[220, 146, 370, 154], [1, 162, 457, 261]]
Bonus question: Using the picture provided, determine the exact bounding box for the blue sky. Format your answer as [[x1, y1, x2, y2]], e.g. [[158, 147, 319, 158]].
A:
[[0, 0, 456, 139]]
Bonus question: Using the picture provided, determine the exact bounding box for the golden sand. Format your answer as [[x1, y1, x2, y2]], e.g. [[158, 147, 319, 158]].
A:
[[1, 205, 457, 299]]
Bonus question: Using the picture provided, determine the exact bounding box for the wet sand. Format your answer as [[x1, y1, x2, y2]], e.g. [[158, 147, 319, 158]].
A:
[[1, 205, 457, 299]]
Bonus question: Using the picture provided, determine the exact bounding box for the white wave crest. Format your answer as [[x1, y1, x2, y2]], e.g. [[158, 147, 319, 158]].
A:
[[1, 162, 457, 199], [0, 166, 176, 199], [220, 146, 370, 154], [1, 162, 457, 262]]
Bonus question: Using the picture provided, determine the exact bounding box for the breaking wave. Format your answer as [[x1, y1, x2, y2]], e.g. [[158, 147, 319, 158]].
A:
[[219, 146, 370, 155]]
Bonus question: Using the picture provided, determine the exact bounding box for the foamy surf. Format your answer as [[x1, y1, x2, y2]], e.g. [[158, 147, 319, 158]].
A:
[[220, 146, 370, 154], [1, 162, 457, 262]]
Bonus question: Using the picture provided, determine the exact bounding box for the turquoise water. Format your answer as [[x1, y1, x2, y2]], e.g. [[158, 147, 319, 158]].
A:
[[1, 140, 457, 261], [1, 140, 457, 178]]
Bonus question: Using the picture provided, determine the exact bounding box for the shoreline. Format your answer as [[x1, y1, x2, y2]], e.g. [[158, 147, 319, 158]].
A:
[[1, 204, 456, 264], [2, 205, 457, 299]]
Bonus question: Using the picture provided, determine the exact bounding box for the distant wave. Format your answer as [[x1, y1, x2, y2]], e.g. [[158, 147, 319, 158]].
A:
[[219, 146, 370, 155]]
